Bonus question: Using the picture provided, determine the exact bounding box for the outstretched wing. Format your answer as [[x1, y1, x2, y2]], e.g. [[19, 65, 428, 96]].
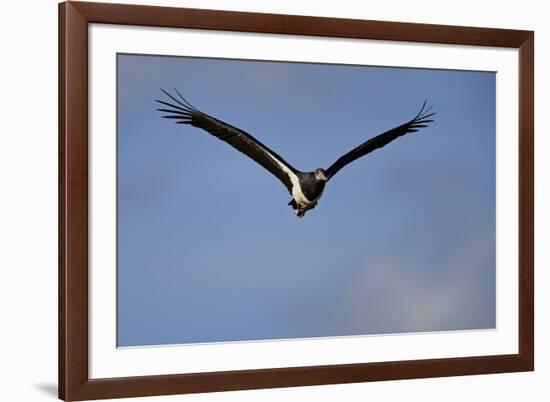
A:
[[325, 102, 435, 180], [156, 89, 299, 193]]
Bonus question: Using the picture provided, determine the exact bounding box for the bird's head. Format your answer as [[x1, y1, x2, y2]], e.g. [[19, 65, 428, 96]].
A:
[[314, 168, 328, 182]]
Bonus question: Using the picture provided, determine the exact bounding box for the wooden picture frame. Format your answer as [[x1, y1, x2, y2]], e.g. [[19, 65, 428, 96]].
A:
[[59, 1, 534, 400]]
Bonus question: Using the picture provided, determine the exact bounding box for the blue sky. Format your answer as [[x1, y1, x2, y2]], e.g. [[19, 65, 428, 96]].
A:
[[117, 53, 496, 347]]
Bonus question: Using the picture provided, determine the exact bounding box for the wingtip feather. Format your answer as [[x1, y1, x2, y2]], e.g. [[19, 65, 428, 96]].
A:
[[173, 88, 200, 112]]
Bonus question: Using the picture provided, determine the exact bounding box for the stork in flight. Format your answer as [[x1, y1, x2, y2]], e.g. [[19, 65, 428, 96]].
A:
[[156, 89, 435, 218]]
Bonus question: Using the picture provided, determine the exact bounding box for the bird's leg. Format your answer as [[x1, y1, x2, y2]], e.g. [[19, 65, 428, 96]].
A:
[[289, 198, 306, 218]]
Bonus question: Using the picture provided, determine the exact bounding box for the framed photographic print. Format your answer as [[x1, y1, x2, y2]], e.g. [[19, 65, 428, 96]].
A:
[[59, 1, 534, 400]]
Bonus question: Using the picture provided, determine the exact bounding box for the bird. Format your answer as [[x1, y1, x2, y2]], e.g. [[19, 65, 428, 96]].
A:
[[156, 89, 435, 218]]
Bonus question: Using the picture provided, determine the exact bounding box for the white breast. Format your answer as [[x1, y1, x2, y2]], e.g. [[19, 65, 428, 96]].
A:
[[259, 147, 308, 204], [292, 183, 312, 206]]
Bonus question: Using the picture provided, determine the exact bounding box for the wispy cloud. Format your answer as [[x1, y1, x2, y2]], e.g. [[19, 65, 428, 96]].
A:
[[287, 220, 496, 337]]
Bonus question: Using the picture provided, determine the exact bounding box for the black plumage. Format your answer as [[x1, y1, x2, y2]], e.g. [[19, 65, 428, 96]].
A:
[[325, 102, 435, 179], [156, 89, 297, 193], [156, 89, 435, 218], [297, 172, 326, 201]]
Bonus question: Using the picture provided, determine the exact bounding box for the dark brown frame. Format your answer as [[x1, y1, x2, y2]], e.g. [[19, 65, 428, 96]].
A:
[[59, 1, 534, 400]]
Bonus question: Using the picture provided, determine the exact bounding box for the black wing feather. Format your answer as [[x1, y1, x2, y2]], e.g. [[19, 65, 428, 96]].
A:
[[325, 102, 435, 180], [156, 89, 299, 193]]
